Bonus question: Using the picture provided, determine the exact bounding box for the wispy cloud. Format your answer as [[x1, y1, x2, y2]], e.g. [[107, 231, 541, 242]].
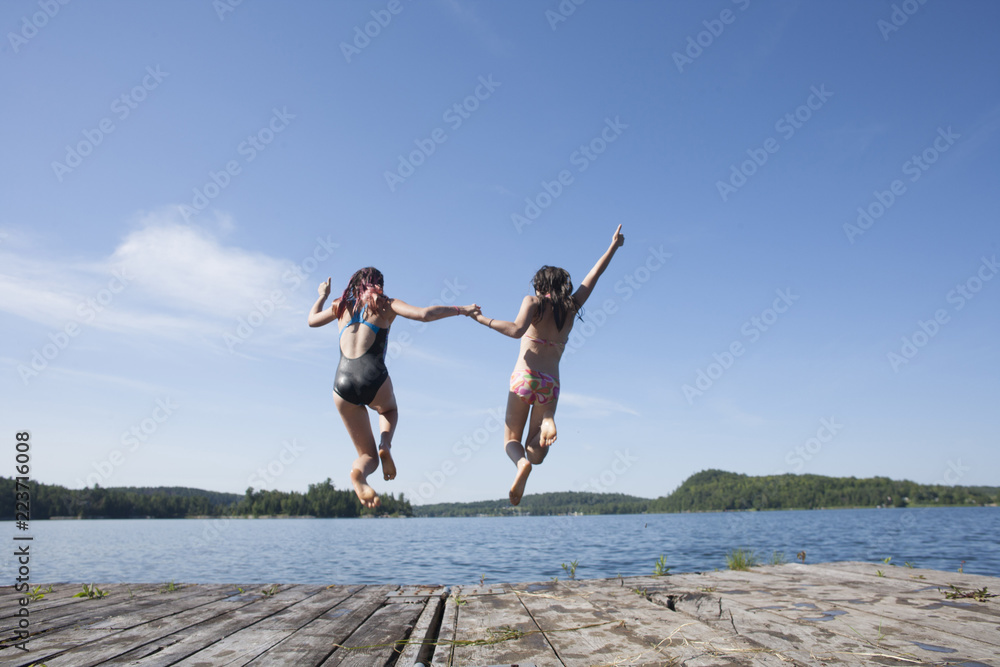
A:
[[558, 392, 640, 417], [0, 208, 326, 354]]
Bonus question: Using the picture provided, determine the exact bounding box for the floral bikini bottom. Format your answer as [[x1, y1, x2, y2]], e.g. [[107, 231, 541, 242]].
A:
[[509, 369, 560, 405]]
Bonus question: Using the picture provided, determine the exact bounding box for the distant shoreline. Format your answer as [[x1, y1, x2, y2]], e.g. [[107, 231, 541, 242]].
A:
[[22, 503, 997, 520]]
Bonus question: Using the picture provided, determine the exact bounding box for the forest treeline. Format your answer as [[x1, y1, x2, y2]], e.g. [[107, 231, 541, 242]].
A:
[[2, 470, 994, 520], [0, 477, 412, 519], [415, 491, 649, 517], [415, 470, 998, 516], [647, 469, 999, 512]]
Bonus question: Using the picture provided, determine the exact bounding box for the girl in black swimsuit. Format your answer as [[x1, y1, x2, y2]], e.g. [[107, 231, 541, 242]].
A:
[[308, 267, 479, 509]]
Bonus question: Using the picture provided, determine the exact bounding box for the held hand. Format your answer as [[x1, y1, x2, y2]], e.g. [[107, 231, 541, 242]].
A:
[[318, 277, 331, 298], [458, 304, 481, 317], [611, 224, 625, 248]]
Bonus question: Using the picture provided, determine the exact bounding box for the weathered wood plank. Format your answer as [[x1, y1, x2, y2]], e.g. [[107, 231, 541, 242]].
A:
[[0, 584, 244, 662], [447, 584, 563, 667], [816, 560, 1000, 589], [671, 590, 872, 666], [7, 586, 273, 667], [0, 582, 161, 618], [95, 584, 322, 666], [516, 582, 678, 667], [0, 582, 233, 641], [1, 564, 996, 667], [321, 600, 425, 666], [563, 579, 796, 666], [681, 564, 1000, 647], [242, 584, 397, 666], [395, 588, 446, 666], [429, 591, 460, 667], [0, 581, 206, 638], [655, 570, 1000, 665], [165, 585, 336, 666]]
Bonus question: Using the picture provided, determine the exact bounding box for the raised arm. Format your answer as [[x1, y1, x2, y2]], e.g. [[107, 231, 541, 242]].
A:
[[390, 298, 478, 322], [572, 224, 625, 308], [473, 295, 538, 338], [308, 278, 339, 327]]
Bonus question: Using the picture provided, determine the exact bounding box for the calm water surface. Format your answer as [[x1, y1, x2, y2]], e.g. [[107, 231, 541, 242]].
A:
[[8, 507, 997, 584]]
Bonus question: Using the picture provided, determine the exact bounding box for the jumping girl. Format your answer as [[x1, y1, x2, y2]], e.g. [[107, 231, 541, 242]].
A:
[[309, 267, 478, 509], [472, 225, 624, 505]]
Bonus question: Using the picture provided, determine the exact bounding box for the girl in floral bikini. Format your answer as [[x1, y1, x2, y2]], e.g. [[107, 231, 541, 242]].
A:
[[473, 225, 624, 505]]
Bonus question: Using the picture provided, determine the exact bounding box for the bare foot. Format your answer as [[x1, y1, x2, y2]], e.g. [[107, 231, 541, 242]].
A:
[[509, 458, 532, 506], [350, 468, 380, 508], [379, 446, 396, 481], [539, 416, 557, 447]]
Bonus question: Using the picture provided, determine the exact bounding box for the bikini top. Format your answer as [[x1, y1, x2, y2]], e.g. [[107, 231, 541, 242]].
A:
[[338, 309, 382, 338]]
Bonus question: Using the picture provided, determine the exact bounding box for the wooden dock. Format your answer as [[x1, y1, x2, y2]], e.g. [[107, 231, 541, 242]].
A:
[[2, 561, 997, 665]]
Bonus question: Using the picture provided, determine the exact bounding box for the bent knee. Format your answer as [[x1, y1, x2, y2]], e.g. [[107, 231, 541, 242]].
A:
[[526, 449, 547, 465]]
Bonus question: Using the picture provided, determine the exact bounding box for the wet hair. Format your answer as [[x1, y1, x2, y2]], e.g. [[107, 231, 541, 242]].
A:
[[532, 265, 581, 331], [335, 267, 385, 320]]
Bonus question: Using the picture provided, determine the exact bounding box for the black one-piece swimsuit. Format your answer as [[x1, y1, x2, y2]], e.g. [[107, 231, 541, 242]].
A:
[[333, 314, 390, 406]]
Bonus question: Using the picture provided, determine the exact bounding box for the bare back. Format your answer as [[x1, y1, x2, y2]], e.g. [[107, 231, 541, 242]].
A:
[[515, 295, 576, 377]]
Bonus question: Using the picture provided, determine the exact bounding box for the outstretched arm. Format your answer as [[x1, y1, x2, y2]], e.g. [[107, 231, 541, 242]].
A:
[[391, 299, 479, 322], [572, 224, 625, 308], [473, 295, 537, 338], [308, 278, 339, 327]]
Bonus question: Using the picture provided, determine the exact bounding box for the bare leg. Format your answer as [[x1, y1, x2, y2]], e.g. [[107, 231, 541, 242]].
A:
[[539, 414, 557, 447], [504, 392, 532, 505], [525, 398, 559, 465], [368, 378, 398, 481], [333, 392, 381, 508]]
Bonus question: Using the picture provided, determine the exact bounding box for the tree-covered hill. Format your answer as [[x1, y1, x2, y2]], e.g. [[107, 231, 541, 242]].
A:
[[648, 469, 999, 512]]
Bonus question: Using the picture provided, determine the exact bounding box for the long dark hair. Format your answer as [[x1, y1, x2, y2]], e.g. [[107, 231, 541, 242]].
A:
[[335, 267, 384, 319], [532, 265, 580, 331]]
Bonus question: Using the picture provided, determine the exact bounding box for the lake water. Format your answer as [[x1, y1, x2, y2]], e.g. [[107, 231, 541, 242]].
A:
[[9, 507, 998, 584]]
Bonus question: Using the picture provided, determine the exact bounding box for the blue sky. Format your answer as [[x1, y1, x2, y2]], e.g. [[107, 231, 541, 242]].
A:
[[2, 0, 997, 505]]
